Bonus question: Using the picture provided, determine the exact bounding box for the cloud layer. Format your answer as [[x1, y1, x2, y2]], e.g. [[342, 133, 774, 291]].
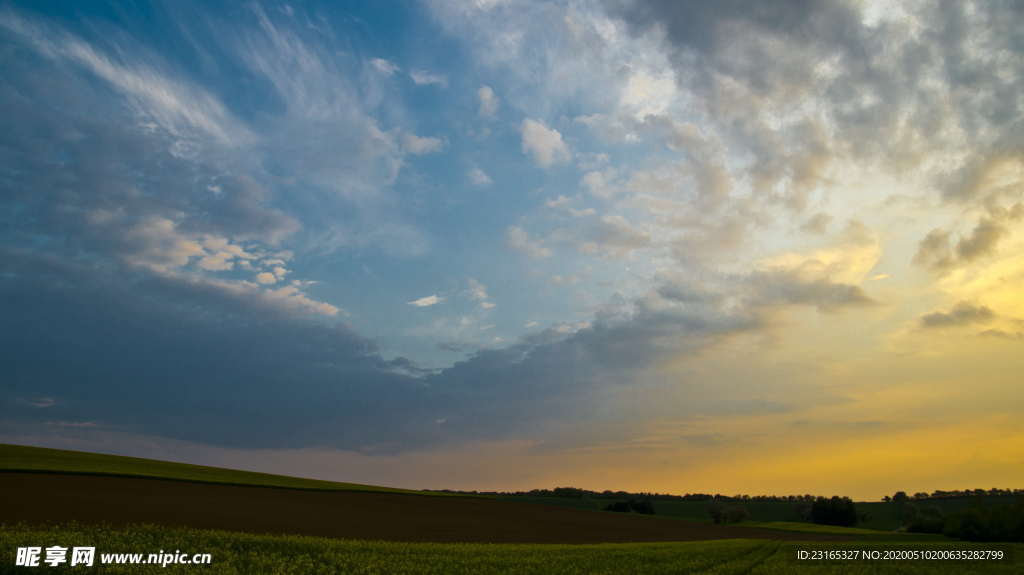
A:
[[2, 1, 1023, 496]]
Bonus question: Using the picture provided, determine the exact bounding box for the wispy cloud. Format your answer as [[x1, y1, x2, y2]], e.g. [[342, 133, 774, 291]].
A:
[[409, 69, 447, 87], [408, 295, 443, 307], [468, 167, 492, 186], [370, 57, 399, 76]]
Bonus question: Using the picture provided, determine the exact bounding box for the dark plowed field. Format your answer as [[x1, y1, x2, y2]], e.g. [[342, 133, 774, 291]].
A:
[[2, 473, 850, 543]]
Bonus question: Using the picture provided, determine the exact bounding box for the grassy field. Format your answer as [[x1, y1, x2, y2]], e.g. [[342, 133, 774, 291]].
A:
[[2, 523, 1019, 574], [0, 443, 432, 495]]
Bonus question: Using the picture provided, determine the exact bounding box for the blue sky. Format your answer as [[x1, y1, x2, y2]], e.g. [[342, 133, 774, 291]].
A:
[[2, 0, 1023, 498]]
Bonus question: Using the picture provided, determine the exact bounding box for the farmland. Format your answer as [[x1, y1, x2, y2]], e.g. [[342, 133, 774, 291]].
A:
[[2, 523, 1020, 574], [3, 444, 1020, 573], [0, 473, 848, 544]]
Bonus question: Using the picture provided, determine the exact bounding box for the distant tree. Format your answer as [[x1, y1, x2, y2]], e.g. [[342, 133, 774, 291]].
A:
[[552, 487, 588, 498], [892, 491, 909, 504], [882, 495, 891, 503], [810, 496, 858, 527]]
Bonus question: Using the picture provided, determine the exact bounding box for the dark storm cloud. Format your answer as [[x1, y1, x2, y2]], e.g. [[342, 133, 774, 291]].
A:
[[0, 250, 425, 451], [1, 244, 770, 452]]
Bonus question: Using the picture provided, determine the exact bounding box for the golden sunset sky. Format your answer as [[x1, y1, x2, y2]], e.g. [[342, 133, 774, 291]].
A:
[[1, 0, 1022, 500]]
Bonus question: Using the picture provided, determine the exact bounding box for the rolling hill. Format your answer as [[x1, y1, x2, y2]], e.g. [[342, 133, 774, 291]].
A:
[[0, 443, 428, 494]]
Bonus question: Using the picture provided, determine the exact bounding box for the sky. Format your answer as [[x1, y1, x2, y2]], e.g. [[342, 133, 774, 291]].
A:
[[1, 0, 1022, 500]]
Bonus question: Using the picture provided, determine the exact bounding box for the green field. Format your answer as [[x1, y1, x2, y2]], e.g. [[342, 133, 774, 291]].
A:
[[0, 444, 439, 496], [2, 524, 1019, 574]]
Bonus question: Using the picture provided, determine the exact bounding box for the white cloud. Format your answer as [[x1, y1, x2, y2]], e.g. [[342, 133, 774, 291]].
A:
[[478, 84, 499, 117], [545, 195, 570, 208], [408, 294, 443, 307], [577, 215, 651, 258], [620, 69, 676, 120], [467, 278, 496, 309], [260, 283, 340, 316], [468, 167, 492, 186], [409, 69, 447, 87], [521, 118, 570, 167], [581, 169, 618, 198], [370, 57, 399, 76], [401, 132, 445, 155], [506, 226, 551, 258], [256, 272, 278, 284], [468, 278, 489, 301], [576, 152, 610, 171], [121, 218, 205, 270], [545, 195, 595, 217]]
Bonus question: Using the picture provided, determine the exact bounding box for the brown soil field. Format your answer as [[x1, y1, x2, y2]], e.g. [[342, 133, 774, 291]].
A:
[[1, 472, 850, 543]]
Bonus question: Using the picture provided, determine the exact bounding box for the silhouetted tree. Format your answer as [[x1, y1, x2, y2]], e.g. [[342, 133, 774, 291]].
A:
[[810, 496, 858, 526]]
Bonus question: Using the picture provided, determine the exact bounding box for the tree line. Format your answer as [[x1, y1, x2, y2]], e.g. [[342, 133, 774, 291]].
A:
[[424, 486, 831, 502], [425, 485, 1024, 503], [884, 488, 1024, 502]]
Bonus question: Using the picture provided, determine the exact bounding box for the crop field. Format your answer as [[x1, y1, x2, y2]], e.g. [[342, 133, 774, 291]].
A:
[[0, 473, 848, 544], [2, 524, 1020, 574]]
